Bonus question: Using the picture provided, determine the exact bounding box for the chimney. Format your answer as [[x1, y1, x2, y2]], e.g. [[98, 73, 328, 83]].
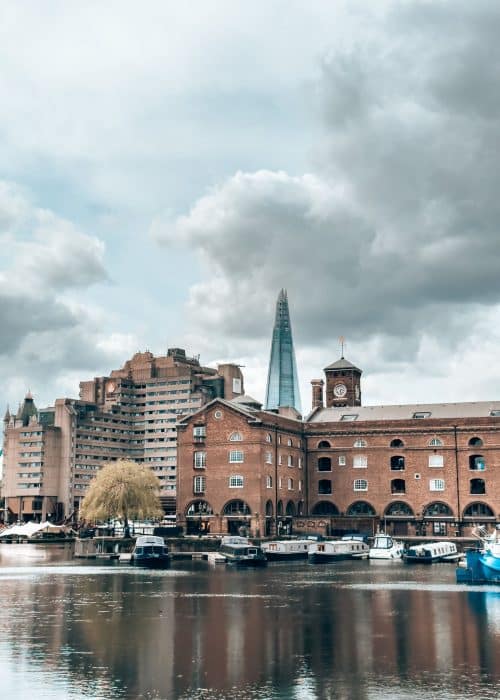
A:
[[311, 379, 324, 410]]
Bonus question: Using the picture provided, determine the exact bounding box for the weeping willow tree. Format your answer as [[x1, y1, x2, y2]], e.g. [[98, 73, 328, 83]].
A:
[[79, 459, 163, 536]]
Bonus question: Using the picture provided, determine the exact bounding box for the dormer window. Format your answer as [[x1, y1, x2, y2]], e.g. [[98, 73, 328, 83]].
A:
[[413, 412, 431, 419]]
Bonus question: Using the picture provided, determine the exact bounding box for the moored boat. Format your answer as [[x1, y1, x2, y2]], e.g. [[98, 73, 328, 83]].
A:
[[369, 533, 404, 560], [219, 536, 267, 567], [403, 540, 460, 564], [457, 527, 500, 584], [130, 535, 171, 568], [261, 539, 310, 561], [308, 538, 369, 563]]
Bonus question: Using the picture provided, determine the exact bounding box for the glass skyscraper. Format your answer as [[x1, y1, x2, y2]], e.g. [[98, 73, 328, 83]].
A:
[[265, 289, 302, 413]]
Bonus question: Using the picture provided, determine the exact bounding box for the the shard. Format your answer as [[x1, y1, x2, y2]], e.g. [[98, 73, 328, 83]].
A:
[[265, 289, 302, 413]]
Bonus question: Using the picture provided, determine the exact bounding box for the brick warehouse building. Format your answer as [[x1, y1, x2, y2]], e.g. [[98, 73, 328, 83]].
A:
[[177, 356, 500, 538]]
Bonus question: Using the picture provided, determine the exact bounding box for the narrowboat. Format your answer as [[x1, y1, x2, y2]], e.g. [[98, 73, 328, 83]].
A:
[[369, 533, 404, 560], [403, 540, 460, 564], [219, 536, 267, 567], [308, 538, 369, 563], [130, 535, 171, 568], [261, 539, 310, 561]]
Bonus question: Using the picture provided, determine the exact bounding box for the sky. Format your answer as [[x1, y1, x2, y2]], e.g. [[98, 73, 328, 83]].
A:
[[2, 0, 500, 422]]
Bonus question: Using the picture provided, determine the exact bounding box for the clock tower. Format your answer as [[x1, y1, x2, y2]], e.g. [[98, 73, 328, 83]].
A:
[[324, 356, 362, 408]]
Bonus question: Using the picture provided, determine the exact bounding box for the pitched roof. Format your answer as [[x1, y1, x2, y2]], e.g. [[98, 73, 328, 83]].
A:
[[324, 357, 362, 373], [309, 401, 500, 424]]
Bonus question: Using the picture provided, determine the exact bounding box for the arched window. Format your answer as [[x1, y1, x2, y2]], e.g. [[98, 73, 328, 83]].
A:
[[390, 455, 405, 471], [186, 500, 213, 516], [317, 440, 331, 449], [469, 436, 483, 447], [222, 500, 251, 515], [312, 501, 339, 516], [347, 501, 375, 516], [423, 502, 453, 518], [463, 502, 494, 518], [469, 454, 486, 471], [318, 479, 332, 495], [390, 438, 405, 448], [287, 438, 293, 447], [391, 478, 406, 495], [429, 437, 443, 447], [385, 501, 414, 517], [286, 501, 295, 516], [353, 439, 367, 448], [265, 500, 273, 517], [277, 500, 283, 516], [229, 431, 243, 442], [318, 457, 332, 472], [470, 478, 486, 495], [266, 433, 272, 443]]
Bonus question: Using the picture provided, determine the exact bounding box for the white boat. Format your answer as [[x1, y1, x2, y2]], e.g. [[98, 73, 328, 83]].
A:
[[308, 538, 369, 563], [403, 540, 460, 564], [261, 539, 310, 561], [219, 536, 267, 567], [130, 535, 171, 568], [369, 533, 404, 560]]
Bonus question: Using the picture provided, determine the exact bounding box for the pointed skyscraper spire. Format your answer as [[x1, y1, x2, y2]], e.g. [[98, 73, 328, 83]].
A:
[[265, 289, 301, 413]]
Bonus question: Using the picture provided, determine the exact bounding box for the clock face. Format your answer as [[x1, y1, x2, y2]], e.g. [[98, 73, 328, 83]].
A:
[[334, 383, 347, 398]]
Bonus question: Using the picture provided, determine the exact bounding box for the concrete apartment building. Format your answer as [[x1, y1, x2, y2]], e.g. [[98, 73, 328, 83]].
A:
[[2, 349, 244, 523], [177, 355, 500, 538]]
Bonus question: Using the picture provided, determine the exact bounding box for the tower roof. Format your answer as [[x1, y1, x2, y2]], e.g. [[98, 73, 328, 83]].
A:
[[265, 289, 301, 414], [324, 357, 362, 373]]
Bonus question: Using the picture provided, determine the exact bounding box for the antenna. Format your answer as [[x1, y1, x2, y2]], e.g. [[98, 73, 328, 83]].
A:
[[339, 336, 346, 359]]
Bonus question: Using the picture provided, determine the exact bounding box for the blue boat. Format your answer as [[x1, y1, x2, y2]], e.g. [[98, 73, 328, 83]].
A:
[[456, 529, 500, 584]]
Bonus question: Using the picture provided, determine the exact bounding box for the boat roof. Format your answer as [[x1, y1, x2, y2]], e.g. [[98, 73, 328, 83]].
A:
[[135, 535, 165, 545]]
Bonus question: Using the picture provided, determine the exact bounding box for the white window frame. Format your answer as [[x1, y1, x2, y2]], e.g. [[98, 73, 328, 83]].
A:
[[353, 455, 368, 468], [229, 450, 244, 463], [298, 456, 302, 469], [429, 455, 444, 468], [287, 438, 292, 447], [194, 451, 206, 469], [429, 478, 445, 492], [193, 426, 206, 437], [265, 451, 273, 464], [193, 475, 206, 493], [229, 474, 244, 488], [354, 479, 368, 491], [287, 455, 293, 467], [298, 479, 302, 491], [338, 455, 346, 466], [266, 475, 272, 489], [266, 433, 272, 443], [278, 454, 283, 465], [429, 437, 443, 447], [288, 478, 294, 490], [353, 439, 367, 448], [229, 432, 243, 442]]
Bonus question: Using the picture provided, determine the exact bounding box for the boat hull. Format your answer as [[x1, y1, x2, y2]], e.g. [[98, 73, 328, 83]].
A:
[[265, 551, 308, 562], [308, 552, 361, 563], [130, 555, 171, 569], [457, 549, 500, 584], [225, 556, 267, 567]]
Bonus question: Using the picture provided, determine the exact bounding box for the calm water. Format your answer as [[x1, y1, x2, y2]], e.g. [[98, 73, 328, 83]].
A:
[[1, 545, 500, 699]]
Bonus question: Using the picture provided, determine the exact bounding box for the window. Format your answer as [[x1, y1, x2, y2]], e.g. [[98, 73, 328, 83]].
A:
[[470, 478, 486, 495], [353, 455, 367, 468], [279, 477, 282, 489], [265, 452, 272, 464], [229, 450, 244, 463], [385, 501, 414, 517], [413, 412, 431, 419], [354, 479, 368, 491], [287, 438, 292, 447], [266, 433, 272, 443], [468, 436, 483, 447], [318, 457, 332, 472], [490, 410, 500, 417], [288, 478, 294, 490], [318, 479, 332, 495], [266, 475, 272, 488], [424, 502, 453, 517], [229, 432, 243, 442], [353, 439, 367, 448], [298, 457, 302, 469], [229, 475, 244, 488], [463, 502, 494, 518], [278, 454, 283, 465], [318, 440, 331, 449], [194, 451, 206, 469], [469, 455, 485, 471], [193, 425, 206, 438], [338, 455, 346, 466], [193, 475, 206, 493], [340, 414, 358, 421], [391, 478, 406, 494], [429, 455, 444, 468], [298, 480, 302, 491], [429, 437, 443, 447], [390, 438, 405, 448], [347, 500, 375, 515], [214, 410, 223, 420], [287, 455, 293, 467], [390, 455, 405, 471], [233, 377, 242, 394], [430, 479, 445, 491]]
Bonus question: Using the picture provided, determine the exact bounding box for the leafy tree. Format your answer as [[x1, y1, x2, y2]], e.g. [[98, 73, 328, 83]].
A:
[[79, 459, 163, 536]]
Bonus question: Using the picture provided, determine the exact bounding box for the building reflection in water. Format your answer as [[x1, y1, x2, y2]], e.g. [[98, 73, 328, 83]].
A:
[[1, 557, 500, 698]]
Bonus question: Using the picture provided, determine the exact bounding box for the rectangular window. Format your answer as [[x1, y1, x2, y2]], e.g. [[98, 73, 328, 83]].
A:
[[353, 455, 367, 468], [354, 479, 368, 491], [266, 475, 272, 488], [279, 477, 282, 489], [194, 451, 206, 469], [288, 478, 294, 490], [193, 475, 206, 493], [429, 455, 444, 468], [287, 455, 293, 467], [338, 455, 346, 466], [298, 457, 302, 469], [229, 475, 244, 488], [298, 479, 302, 491], [278, 454, 283, 465], [340, 414, 358, 421], [229, 450, 244, 463], [193, 425, 206, 438], [413, 412, 431, 419], [265, 452, 273, 464], [232, 378, 242, 394], [430, 479, 445, 491]]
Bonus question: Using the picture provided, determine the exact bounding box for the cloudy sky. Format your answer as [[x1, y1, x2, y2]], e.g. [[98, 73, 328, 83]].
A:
[[1, 0, 500, 419]]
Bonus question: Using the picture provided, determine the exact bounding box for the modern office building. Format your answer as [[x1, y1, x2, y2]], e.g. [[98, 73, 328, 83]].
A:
[[2, 349, 244, 523], [265, 289, 301, 414]]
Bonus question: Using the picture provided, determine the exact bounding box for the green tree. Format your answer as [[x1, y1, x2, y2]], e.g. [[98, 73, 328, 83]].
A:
[[79, 459, 163, 536]]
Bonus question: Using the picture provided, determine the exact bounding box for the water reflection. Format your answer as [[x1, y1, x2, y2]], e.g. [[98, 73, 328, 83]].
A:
[[1, 547, 500, 698]]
